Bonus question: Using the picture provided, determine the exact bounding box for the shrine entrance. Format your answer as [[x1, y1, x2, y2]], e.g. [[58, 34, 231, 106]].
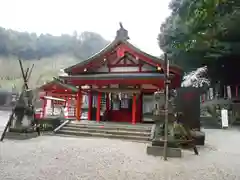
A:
[[88, 90, 140, 123]]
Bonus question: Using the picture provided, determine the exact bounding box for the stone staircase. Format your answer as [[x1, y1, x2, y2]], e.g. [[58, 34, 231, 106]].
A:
[[55, 121, 152, 142]]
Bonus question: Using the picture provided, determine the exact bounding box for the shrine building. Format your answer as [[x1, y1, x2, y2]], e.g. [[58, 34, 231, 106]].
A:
[[39, 23, 183, 124]]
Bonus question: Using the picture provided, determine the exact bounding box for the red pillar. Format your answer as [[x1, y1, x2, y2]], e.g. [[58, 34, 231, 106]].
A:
[[132, 94, 136, 125], [88, 91, 93, 120], [42, 92, 48, 118], [76, 89, 82, 120], [96, 92, 101, 122]]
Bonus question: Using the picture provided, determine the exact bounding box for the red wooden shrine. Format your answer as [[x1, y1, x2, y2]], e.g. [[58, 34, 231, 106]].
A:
[[38, 79, 78, 119], [39, 24, 183, 124]]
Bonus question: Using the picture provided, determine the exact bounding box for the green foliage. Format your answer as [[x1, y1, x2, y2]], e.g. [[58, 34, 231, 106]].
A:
[[159, 0, 240, 77], [0, 28, 109, 60]]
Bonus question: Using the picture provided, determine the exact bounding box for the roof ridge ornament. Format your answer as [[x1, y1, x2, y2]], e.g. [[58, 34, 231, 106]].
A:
[[115, 22, 130, 41]]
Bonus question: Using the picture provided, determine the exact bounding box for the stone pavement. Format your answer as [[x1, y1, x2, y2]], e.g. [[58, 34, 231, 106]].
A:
[[1, 127, 240, 180]]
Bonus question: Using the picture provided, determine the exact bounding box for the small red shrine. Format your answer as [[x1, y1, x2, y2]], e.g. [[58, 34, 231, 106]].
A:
[[39, 23, 183, 124], [37, 78, 78, 119]]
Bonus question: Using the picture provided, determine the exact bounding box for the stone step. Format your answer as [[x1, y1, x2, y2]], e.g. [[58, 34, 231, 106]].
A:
[[57, 129, 150, 142], [200, 117, 222, 129], [61, 126, 151, 137], [67, 123, 152, 132]]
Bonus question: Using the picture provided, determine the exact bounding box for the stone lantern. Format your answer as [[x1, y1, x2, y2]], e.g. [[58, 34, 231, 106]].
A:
[[153, 89, 165, 122], [152, 89, 177, 144], [152, 90, 165, 143]]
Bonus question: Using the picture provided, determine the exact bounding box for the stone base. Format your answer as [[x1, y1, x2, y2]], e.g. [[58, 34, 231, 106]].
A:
[[152, 139, 179, 148], [9, 127, 35, 133], [4, 132, 39, 140], [147, 145, 182, 158], [152, 131, 206, 147], [191, 131, 205, 145]]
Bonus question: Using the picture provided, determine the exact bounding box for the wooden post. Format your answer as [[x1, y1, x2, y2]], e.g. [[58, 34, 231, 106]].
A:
[[88, 91, 93, 120], [163, 53, 169, 161], [132, 94, 136, 124], [76, 89, 81, 120], [96, 92, 101, 122]]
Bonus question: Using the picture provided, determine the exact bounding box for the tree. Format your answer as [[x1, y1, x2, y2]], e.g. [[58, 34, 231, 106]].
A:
[[0, 27, 109, 60], [75, 31, 109, 59], [159, 0, 239, 84]]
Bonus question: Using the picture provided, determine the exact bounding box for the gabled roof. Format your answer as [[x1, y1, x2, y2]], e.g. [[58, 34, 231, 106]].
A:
[[38, 78, 78, 93], [65, 39, 182, 74], [123, 40, 182, 71], [64, 23, 183, 75], [64, 38, 121, 73]]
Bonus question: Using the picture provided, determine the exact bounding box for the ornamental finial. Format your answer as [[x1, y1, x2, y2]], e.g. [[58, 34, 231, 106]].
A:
[[116, 22, 130, 41], [119, 22, 123, 29]]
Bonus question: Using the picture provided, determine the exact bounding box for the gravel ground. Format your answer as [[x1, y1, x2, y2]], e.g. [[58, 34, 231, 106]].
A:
[[1, 129, 240, 180], [1, 115, 240, 180]]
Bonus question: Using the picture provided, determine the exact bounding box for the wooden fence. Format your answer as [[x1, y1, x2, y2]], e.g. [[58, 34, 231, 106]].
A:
[[200, 85, 240, 103]]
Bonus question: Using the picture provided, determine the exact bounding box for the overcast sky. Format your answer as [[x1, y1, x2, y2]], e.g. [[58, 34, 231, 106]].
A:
[[0, 0, 171, 56]]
